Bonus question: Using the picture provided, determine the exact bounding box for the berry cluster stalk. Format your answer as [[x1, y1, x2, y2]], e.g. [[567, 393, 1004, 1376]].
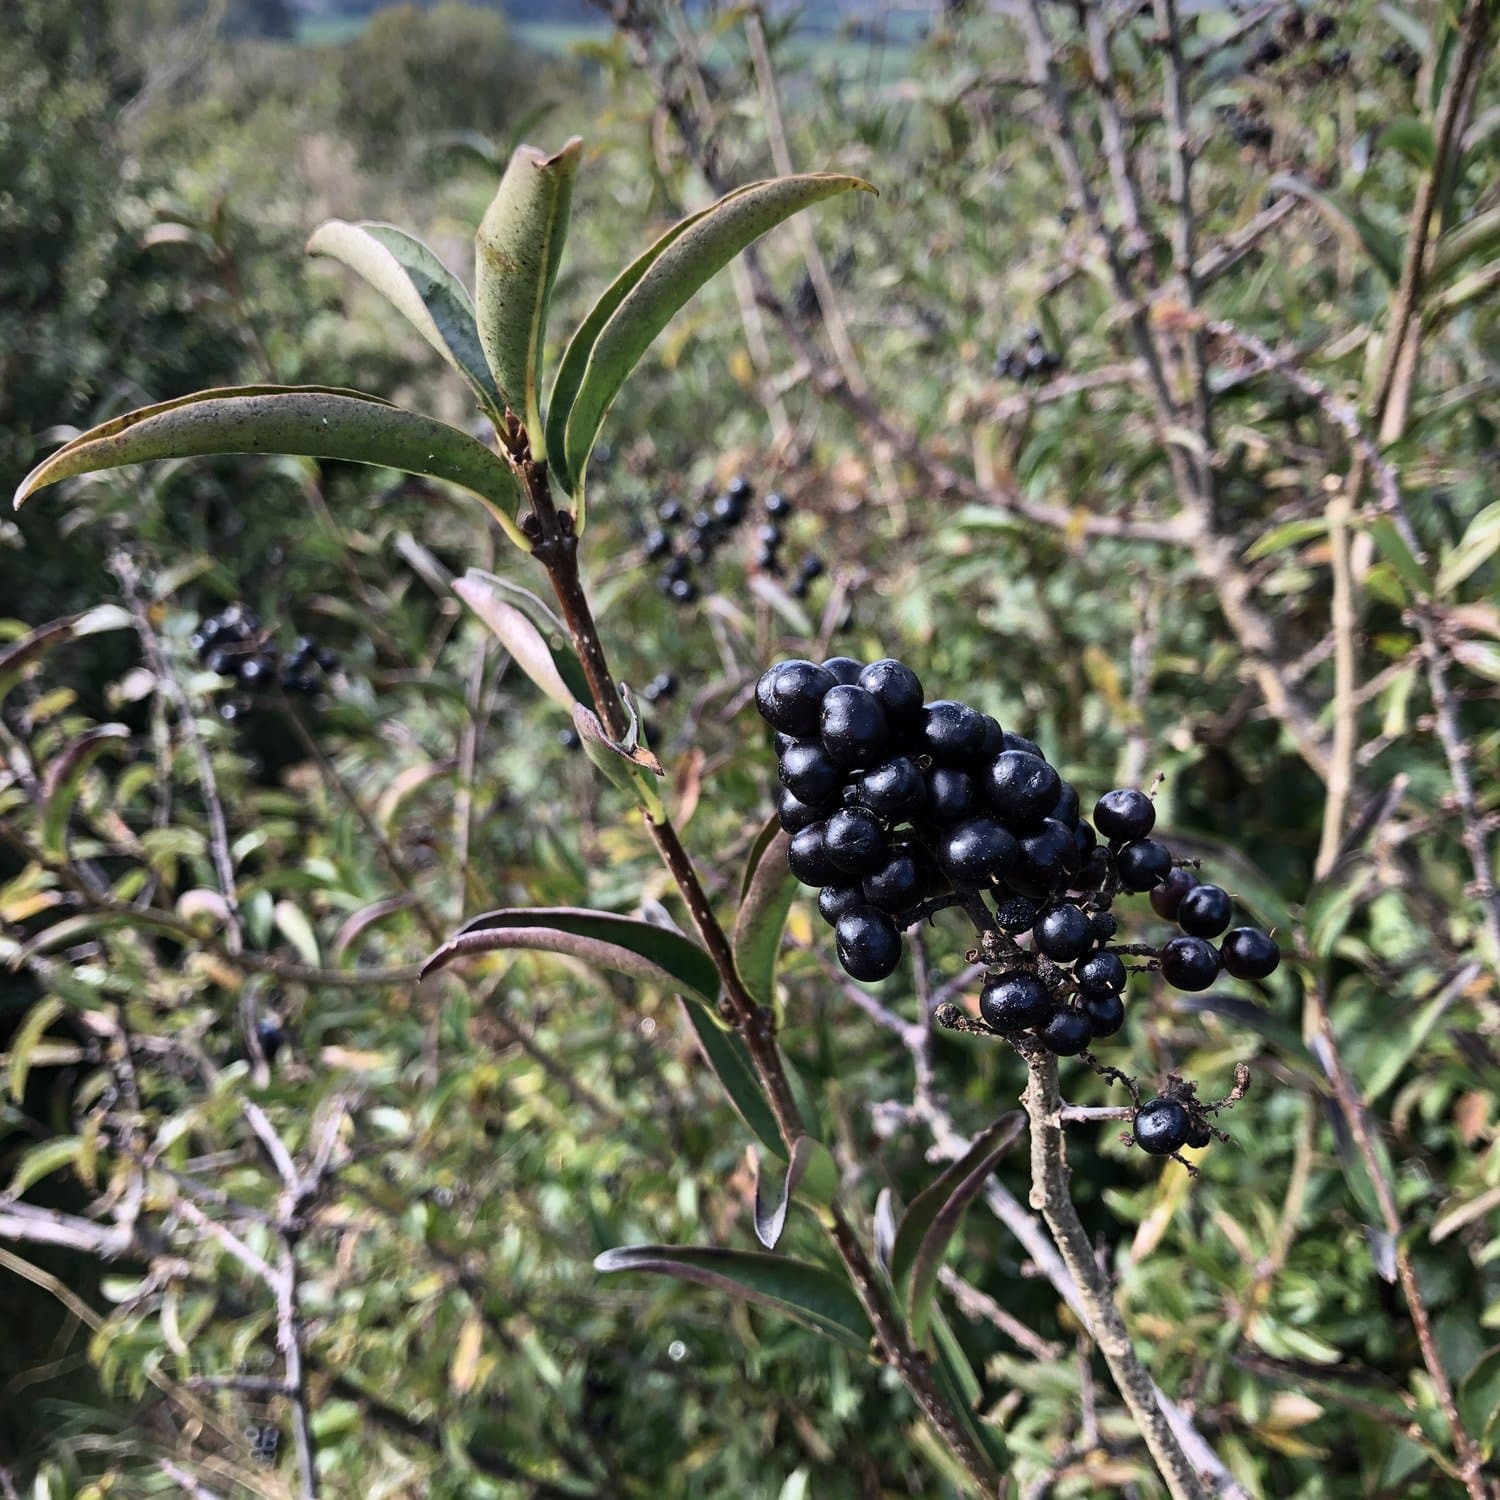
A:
[[517, 460, 1003, 1495]]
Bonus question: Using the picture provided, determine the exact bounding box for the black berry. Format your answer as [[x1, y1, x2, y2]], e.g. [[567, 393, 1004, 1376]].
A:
[[1116, 838, 1172, 892], [1220, 927, 1280, 980], [937, 818, 1017, 888], [1177, 884, 1232, 938], [764, 492, 791, 518], [1076, 950, 1126, 997], [1185, 1116, 1213, 1150], [835, 909, 902, 982], [824, 808, 889, 875], [994, 895, 1039, 933], [778, 742, 843, 805], [985, 751, 1061, 828], [1133, 1098, 1190, 1156], [777, 787, 828, 833], [1149, 867, 1198, 920], [1093, 788, 1156, 843], [979, 972, 1053, 1032], [818, 885, 864, 926], [819, 685, 890, 769], [925, 767, 976, 823], [1040, 1008, 1093, 1055], [855, 758, 926, 820], [756, 660, 836, 736], [820, 656, 864, 685], [1083, 990, 1125, 1037], [863, 852, 923, 912], [787, 823, 841, 886], [921, 700, 988, 764], [859, 659, 924, 727], [1034, 903, 1094, 962], [1159, 935, 1220, 992]]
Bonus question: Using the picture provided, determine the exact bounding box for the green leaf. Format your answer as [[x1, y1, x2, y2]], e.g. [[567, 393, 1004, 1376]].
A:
[[8, 997, 65, 1103], [573, 702, 667, 821], [273, 900, 320, 968], [733, 822, 797, 1009], [1436, 501, 1500, 596], [41, 725, 130, 856], [679, 1000, 786, 1157], [422, 905, 721, 1009], [475, 138, 583, 450], [8, 1137, 83, 1197], [1366, 516, 1430, 599], [1433, 206, 1500, 283], [1268, 174, 1403, 285], [13, 386, 528, 550], [554, 173, 876, 519], [1378, 117, 1436, 168], [889, 1114, 1025, 1343], [0, 606, 133, 703], [752, 1134, 839, 1249], [929, 1307, 1011, 1472], [306, 220, 503, 416], [1459, 1346, 1500, 1457], [453, 571, 585, 711], [593, 1244, 873, 1349], [1244, 517, 1330, 562]]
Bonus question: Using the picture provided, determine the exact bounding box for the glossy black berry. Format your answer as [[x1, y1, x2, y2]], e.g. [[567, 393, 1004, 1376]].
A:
[[985, 751, 1061, 829], [921, 700, 988, 764], [283, 671, 320, 695], [994, 895, 1039, 933], [196, 617, 224, 648], [643, 529, 671, 559], [858, 659, 924, 727], [799, 555, 825, 580], [756, 660, 837, 736], [712, 492, 744, 525], [925, 768, 976, 824], [1149, 866, 1198, 920], [1116, 838, 1172, 892], [1220, 926, 1280, 980], [818, 885, 864, 926], [206, 648, 236, 675], [658, 499, 684, 525], [1048, 781, 1081, 827], [855, 758, 925, 820], [669, 577, 698, 604], [1177, 883, 1232, 938], [1075, 950, 1126, 997], [238, 655, 274, 688], [764, 492, 791, 517], [977, 716, 1005, 760], [819, 685, 890, 769], [979, 971, 1053, 1032], [1009, 819, 1075, 898], [863, 852, 923, 912], [778, 787, 830, 833], [778, 742, 843, 805], [1039, 1008, 1093, 1055], [1083, 990, 1125, 1037], [558, 727, 581, 751], [1185, 1116, 1213, 1150], [936, 818, 1017, 888], [835, 909, 902, 982], [1001, 730, 1043, 758], [1034, 903, 1094, 962], [1093, 788, 1156, 842], [1069, 848, 1111, 894], [824, 808, 889, 874], [1133, 1098, 1190, 1156], [788, 823, 841, 887], [727, 475, 753, 504], [1160, 935, 1221, 992], [821, 656, 864, 685]]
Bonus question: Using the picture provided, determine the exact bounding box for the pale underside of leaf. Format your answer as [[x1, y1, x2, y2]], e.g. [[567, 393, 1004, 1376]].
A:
[[307, 219, 503, 414]]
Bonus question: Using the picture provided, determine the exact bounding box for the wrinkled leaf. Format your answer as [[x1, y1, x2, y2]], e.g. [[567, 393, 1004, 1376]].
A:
[[574, 702, 666, 821], [307, 220, 502, 414], [594, 1244, 872, 1348]]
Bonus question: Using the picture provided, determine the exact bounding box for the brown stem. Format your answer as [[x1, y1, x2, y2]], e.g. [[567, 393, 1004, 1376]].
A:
[[518, 461, 1000, 1494], [1023, 1054, 1209, 1500]]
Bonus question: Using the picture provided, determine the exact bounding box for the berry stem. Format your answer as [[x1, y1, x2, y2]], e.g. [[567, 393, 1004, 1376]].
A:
[[1023, 1053, 1210, 1500], [519, 460, 1002, 1496]]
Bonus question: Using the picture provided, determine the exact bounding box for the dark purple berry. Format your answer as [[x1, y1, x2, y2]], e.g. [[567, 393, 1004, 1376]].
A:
[[799, 555, 825, 580], [818, 885, 864, 926], [921, 700, 988, 764], [1091, 912, 1117, 943], [669, 577, 698, 604], [1040, 1008, 1093, 1055], [727, 475, 753, 504], [778, 742, 843, 805], [756, 660, 837, 736], [985, 751, 1061, 829], [1069, 848, 1111, 893], [1133, 1098, 1190, 1156], [820, 684, 890, 769], [937, 818, 1018, 888], [1075, 950, 1126, 997], [1002, 730, 1044, 758], [206, 648, 236, 676], [764, 492, 790, 518], [1177, 884, 1232, 939], [1149, 867, 1198, 920], [1220, 927, 1280, 980], [1116, 838, 1172, 892], [824, 807, 889, 874], [787, 823, 841, 887], [1159, 935, 1221, 992], [925, 767, 976, 823], [1048, 781, 1081, 827], [979, 971, 1054, 1032], [835, 909, 902, 982], [658, 499, 684, 525], [1009, 819, 1075, 898], [238, 655, 275, 688], [820, 656, 864, 685], [1094, 788, 1156, 843], [994, 895, 1039, 933], [858, 659, 924, 727], [1083, 990, 1125, 1037], [643, 529, 671, 559], [1185, 1116, 1213, 1150], [1034, 903, 1094, 962], [855, 758, 926, 820], [863, 852, 923, 912]]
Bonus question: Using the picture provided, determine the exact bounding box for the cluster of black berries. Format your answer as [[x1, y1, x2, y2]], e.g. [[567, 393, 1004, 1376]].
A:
[[644, 480, 825, 603], [995, 327, 1063, 384], [756, 656, 1281, 1065], [190, 604, 337, 721], [1216, 104, 1273, 150]]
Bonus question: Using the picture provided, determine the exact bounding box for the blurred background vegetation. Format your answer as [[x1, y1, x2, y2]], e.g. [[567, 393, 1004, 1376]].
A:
[[1, 0, 1497, 1496]]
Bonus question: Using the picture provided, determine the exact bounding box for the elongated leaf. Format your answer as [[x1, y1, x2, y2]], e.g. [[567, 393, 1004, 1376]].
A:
[[558, 173, 875, 518], [574, 702, 667, 821], [1437, 501, 1500, 596], [1378, 117, 1435, 168], [13, 386, 527, 548], [460, 570, 590, 702], [0, 606, 133, 702], [41, 726, 130, 855], [594, 1244, 872, 1348], [1245, 517, 1330, 562], [753, 1134, 838, 1249], [1366, 516, 1430, 599], [734, 823, 797, 1009], [423, 905, 720, 1008], [8, 1137, 83, 1197], [453, 573, 579, 710], [890, 1114, 1025, 1342], [1268, 174, 1403, 285], [475, 138, 583, 449], [680, 999, 784, 1156], [1433, 206, 1500, 283], [307, 220, 502, 414], [930, 1307, 1011, 1472], [8, 997, 65, 1103]]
